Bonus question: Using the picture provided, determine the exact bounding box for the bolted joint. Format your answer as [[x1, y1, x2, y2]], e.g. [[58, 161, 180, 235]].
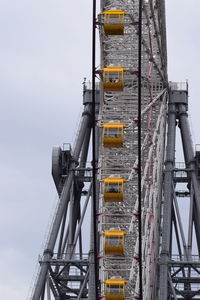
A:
[[82, 110, 92, 117], [43, 248, 53, 257]]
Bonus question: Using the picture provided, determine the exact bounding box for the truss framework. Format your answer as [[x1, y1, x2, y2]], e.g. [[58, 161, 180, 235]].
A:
[[98, 0, 167, 299], [159, 86, 200, 300], [29, 85, 100, 300], [27, 1, 200, 300]]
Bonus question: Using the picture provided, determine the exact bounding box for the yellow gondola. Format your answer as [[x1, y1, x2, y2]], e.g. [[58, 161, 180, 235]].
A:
[[104, 278, 127, 300], [102, 177, 126, 202], [103, 66, 125, 91], [102, 122, 126, 147], [104, 230, 126, 255], [102, 10, 126, 35]]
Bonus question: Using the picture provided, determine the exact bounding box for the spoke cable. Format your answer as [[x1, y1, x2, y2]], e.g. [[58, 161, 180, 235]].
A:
[[138, 1, 143, 300], [92, 0, 99, 298]]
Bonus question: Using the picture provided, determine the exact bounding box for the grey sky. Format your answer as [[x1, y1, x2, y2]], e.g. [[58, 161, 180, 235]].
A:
[[0, 1, 199, 299]]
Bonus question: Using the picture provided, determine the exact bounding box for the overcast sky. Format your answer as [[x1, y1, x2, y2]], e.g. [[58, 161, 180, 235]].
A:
[[0, 1, 200, 299]]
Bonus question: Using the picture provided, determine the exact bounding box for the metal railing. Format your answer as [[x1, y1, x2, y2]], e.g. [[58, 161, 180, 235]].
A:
[[171, 255, 200, 262], [169, 81, 188, 91], [50, 253, 89, 260], [83, 80, 100, 90]]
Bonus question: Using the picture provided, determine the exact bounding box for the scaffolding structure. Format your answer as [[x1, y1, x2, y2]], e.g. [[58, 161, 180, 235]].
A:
[[29, 1, 200, 300]]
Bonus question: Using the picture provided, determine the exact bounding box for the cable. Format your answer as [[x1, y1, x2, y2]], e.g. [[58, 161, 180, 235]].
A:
[[92, 0, 99, 298], [138, 1, 143, 300]]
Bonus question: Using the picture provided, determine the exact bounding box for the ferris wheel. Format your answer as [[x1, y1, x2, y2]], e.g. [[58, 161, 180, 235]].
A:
[[97, 1, 167, 299], [29, 1, 169, 300]]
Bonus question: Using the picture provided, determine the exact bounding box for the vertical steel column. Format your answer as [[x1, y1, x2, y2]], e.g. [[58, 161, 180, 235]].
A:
[[92, 0, 98, 297], [178, 103, 200, 253], [187, 186, 194, 259], [88, 199, 96, 300], [159, 101, 176, 300], [66, 126, 91, 258], [178, 103, 200, 202], [138, 1, 143, 298]]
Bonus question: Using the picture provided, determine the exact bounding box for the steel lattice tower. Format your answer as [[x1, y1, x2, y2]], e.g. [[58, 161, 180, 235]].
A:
[[159, 84, 200, 300], [29, 1, 200, 300]]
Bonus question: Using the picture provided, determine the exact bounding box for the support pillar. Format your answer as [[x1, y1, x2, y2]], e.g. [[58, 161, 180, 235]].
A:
[[159, 101, 176, 300]]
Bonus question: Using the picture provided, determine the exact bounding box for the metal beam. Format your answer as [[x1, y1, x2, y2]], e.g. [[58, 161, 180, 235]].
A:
[[159, 100, 176, 300]]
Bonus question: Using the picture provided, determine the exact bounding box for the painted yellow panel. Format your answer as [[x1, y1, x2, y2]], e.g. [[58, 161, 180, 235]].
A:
[[104, 230, 126, 255], [104, 278, 127, 300], [102, 10, 126, 35], [102, 66, 125, 91]]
